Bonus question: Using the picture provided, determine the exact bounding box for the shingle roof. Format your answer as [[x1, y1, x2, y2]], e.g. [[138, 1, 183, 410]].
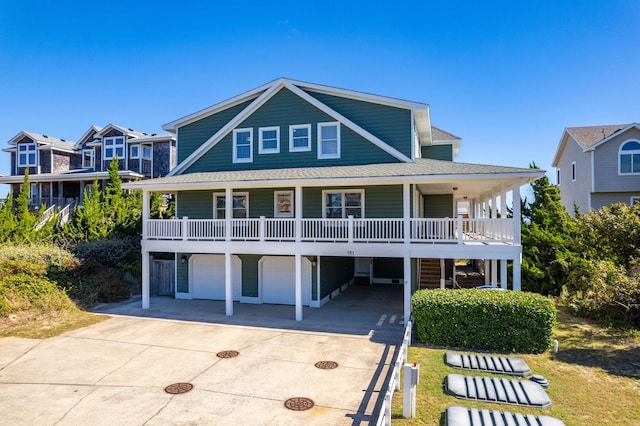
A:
[[566, 124, 630, 149], [18, 131, 76, 151], [125, 158, 541, 189], [431, 126, 461, 142]]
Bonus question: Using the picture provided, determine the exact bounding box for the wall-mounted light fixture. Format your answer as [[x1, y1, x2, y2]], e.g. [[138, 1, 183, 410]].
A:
[[452, 186, 459, 191], [181, 255, 187, 264]]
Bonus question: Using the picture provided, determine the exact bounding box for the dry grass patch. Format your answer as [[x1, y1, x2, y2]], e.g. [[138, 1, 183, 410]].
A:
[[392, 308, 640, 425], [0, 309, 107, 339]]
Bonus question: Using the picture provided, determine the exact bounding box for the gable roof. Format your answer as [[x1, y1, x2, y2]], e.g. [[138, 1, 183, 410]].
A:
[[431, 126, 461, 157], [94, 123, 149, 139], [167, 78, 423, 176], [5, 131, 75, 153], [74, 125, 103, 149], [552, 123, 638, 166]]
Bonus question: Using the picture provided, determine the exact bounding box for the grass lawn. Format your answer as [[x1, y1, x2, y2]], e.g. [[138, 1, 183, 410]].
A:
[[391, 309, 640, 425], [0, 310, 107, 339]]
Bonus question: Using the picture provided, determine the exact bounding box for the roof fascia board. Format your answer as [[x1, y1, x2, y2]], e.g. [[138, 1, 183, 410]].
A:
[[124, 170, 544, 192], [551, 131, 570, 167], [586, 123, 640, 152], [95, 124, 137, 138], [74, 125, 102, 149], [0, 170, 144, 184], [7, 130, 34, 145], [295, 79, 428, 110], [162, 80, 276, 132], [167, 81, 286, 176], [283, 82, 413, 163]]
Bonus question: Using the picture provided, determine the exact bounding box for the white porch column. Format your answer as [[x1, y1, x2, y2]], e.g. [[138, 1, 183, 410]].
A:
[[225, 187, 232, 241], [295, 186, 302, 242], [512, 182, 522, 290], [440, 258, 445, 289], [500, 259, 508, 289], [484, 261, 490, 285], [500, 188, 507, 218], [225, 251, 233, 316], [295, 252, 303, 321], [403, 183, 410, 243], [491, 259, 498, 285], [142, 249, 150, 309], [403, 254, 411, 324], [142, 190, 149, 239]]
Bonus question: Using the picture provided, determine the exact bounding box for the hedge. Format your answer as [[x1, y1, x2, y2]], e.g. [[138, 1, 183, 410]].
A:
[[412, 289, 556, 353]]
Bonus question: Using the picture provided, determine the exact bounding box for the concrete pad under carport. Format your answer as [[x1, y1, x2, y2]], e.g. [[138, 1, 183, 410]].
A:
[[0, 285, 405, 425]]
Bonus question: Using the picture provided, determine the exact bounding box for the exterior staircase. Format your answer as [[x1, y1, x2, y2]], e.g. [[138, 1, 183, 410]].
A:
[[419, 258, 442, 289]]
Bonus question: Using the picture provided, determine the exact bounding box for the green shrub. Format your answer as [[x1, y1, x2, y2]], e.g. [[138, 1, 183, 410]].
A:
[[0, 243, 76, 269], [412, 289, 556, 353], [71, 237, 140, 267]]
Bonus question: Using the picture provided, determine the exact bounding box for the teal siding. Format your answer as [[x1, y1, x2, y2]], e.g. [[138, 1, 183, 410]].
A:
[[183, 88, 399, 174], [238, 254, 260, 297], [366, 185, 403, 218], [303, 187, 323, 218], [306, 91, 412, 158], [320, 256, 354, 298], [421, 145, 453, 161], [178, 99, 255, 164], [176, 253, 189, 293], [373, 258, 403, 279], [424, 194, 453, 217], [176, 190, 213, 219]]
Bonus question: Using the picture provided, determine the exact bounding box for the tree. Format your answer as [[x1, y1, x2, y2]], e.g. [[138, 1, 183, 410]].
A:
[[0, 190, 16, 242], [520, 165, 584, 295], [13, 170, 36, 241]]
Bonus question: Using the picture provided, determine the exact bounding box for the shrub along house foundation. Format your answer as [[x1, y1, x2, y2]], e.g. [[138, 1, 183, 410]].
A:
[[123, 78, 544, 322]]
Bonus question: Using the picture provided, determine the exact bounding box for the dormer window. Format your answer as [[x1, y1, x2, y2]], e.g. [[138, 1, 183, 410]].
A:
[[18, 143, 36, 167], [619, 140, 640, 175], [104, 137, 125, 160], [82, 149, 95, 169]]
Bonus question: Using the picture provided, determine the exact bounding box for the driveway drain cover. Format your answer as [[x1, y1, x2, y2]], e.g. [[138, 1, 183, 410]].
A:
[[284, 397, 314, 411], [315, 361, 338, 369], [217, 350, 239, 358], [164, 382, 193, 394]]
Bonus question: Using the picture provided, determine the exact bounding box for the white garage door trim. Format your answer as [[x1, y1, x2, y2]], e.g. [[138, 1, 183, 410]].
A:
[[259, 256, 311, 306], [189, 254, 241, 301]]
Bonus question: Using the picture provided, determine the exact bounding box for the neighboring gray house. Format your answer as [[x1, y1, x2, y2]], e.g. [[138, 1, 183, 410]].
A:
[[552, 123, 640, 216], [0, 124, 177, 208]]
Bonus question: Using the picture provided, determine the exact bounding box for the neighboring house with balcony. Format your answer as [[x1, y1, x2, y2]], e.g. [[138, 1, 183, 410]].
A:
[[0, 124, 176, 209], [552, 123, 640, 217], [123, 77, 544, 322]]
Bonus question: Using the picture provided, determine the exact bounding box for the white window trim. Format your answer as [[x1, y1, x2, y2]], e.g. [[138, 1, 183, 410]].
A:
[[571, 161, 576, 182], [18, 143, 37, 167], [104, 136, 125, 160], [82, 149, 95, 168], [274, 190, 294, 218], [233, 128, 253, 163], [322, 189, 365, 219], [631, 196, 640, 206], [289, 124, 312, 152], [317, 122, 341, 159], [142, 145, 152, 160], [213, 192, 249, 219], [129, 145, 140, 159], [619, 139, 640, 175], [258, 126, 280, 154]]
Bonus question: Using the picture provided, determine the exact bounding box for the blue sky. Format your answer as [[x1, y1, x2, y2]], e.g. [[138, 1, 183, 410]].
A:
[[1, 0, 638, 195]]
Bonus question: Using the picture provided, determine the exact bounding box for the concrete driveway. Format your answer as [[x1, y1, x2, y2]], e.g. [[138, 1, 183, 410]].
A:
[[0, 285, 404, 425]]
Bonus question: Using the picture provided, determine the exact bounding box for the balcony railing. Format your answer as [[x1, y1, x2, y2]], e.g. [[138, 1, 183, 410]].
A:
[[145, 216, 515, 244]]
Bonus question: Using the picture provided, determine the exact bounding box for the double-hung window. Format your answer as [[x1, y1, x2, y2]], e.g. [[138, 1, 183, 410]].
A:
[[619, 140, 640, 175], [318, 122, 340, 159], [82, 149, 95, 168], [289, 124, 311, 152], [104, 137, 125, 160], [214, 193, 249, 219], [18, 143, 36, 167], [233, 128, 253, 163], [259, 126, 280, 154], [323, 190, 364, 218], [142, 145, 152, 160]]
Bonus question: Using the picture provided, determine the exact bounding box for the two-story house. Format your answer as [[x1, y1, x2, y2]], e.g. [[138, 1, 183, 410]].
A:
[[0, 124, 176, 208], [123, 78, 544, 322], [552, 123, 640, 216]]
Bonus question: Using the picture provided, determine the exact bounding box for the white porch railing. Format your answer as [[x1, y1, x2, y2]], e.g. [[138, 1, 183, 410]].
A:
[[144, 216, 514, 244], [376, 320, 411, 426]]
